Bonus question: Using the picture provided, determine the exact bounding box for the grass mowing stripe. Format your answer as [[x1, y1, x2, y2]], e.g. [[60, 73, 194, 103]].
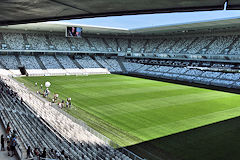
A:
[[78, 84, 206, 99], [87, 91, 234, 116], [109, 96, 240, 131], [66, 87, 215, 108], [133, 106, 240, 140]]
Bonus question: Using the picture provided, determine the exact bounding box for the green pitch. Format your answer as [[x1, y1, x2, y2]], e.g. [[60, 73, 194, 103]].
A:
[[16, 74, 240, 159]]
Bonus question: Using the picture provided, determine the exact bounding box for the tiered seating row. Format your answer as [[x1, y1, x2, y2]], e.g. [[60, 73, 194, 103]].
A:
[[124, 61, 240, 89]]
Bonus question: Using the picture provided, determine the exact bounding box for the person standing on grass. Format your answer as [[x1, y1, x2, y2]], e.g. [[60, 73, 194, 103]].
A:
[[1, 135, 4, 151], [67, 98, 72, 108], [58, 102, 61, 109], [40, 84, 43, 89], [66, 100, 69, 108], [61, 100, 65, 108], [45, 88, 50, 97], [54, 93, 58, 102], [35, 82, 37, 87]]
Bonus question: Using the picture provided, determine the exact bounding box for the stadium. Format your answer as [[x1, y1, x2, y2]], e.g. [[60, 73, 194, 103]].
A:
[[1, 1, 240, 160]]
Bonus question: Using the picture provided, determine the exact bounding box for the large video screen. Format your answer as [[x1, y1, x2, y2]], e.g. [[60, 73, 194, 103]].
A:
[[66, 27, 82, 37]]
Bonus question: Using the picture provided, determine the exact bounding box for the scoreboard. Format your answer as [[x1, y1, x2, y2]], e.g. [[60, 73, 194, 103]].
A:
[[66, 27, 82, 37]]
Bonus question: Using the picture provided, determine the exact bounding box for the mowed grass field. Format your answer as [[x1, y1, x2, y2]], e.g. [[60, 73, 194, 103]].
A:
[[16, 74, 240, 159]]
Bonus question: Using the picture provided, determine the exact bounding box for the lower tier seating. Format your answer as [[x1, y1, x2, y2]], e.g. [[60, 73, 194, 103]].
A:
[[123, 61, 240, 89]]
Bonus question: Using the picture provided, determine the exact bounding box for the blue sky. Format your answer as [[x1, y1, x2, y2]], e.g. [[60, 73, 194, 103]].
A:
[[61, 10, 240, 30]]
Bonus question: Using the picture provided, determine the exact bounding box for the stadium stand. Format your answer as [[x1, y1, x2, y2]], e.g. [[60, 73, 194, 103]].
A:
[[158, 38, 177, 53], [0, 52, 236, 91], [122, 62, 144, 72], [55, 55, 77, 69], [87, 37, 108, 52], [1, 28, 240, 159], [206, 35, 236, 55], [125, 61, 240, 89], [120, 56, 240, 89], [26, 33, 49, 50], [3, 33, 25, 50], [19, 55, 41, 69], [104, 58, 122, 72], [0, 55, 19, 69], [70, 38, 90, 51], [1, 30, 240, 57], [117, 39, 128, 52], [95, 56, 122, 72], [131, 39, 146, 53], [49, 35, 71, 51], [144, 39, 161, 53], [171, 38, 195, 53], [186, 37, 214, 54], [39, 55, 61, 69], [75, 55, 100, 68], [104, 38, 118, 52]]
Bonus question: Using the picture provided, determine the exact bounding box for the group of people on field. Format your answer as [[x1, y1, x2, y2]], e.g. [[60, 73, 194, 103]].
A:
[[57, 98, 72, 109], [35, 82, 72, 109]]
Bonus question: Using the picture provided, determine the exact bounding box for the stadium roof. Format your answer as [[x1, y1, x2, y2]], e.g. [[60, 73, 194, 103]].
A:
[[0, 0, 235, 25], [0, 22, 129, 35], [1, 16, 240, 36]]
